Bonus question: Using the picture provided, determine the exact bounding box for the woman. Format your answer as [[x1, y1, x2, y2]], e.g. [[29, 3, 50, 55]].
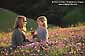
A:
[[11, 16, 29, 47]]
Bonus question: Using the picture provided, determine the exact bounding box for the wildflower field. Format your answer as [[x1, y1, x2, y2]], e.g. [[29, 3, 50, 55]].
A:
[[0, 26, 85, 56], [0, 8, 85, 56]]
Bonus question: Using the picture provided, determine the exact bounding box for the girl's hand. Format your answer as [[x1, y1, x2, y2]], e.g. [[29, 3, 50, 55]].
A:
[[31, 31, 35, 35]]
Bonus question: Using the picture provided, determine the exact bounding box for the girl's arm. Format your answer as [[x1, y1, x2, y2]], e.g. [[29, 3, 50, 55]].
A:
[[31, 31, 37, 39]]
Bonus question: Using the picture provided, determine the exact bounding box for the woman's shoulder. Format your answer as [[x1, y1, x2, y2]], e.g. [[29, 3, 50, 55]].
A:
[[42, 28, 48, 32], [13, 28, 22, 34]]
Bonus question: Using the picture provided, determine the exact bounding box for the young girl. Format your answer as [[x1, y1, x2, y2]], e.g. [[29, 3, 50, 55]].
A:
[[34, 16, 48, 42]]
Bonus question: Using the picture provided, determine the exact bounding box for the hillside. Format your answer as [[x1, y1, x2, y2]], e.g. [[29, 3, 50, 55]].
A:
[[0, 8, 17, 32], [0, 8, 37, 32], [0, 8, 54, 32]]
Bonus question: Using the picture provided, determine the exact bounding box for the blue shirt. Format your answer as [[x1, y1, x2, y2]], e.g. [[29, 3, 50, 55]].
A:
[[37, 27, 48, 41], [11, 28, 26, 47]]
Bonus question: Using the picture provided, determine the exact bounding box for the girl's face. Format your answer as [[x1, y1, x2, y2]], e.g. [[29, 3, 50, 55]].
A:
[[37, 20, 44, 26]]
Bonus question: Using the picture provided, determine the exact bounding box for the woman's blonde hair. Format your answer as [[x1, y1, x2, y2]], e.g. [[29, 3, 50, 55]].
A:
[[14, 16, 26, 29], [37, 16, 48, 28]]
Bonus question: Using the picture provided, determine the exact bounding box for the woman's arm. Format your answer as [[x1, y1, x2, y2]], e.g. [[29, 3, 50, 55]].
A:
[[12, 30, 25, 46], [43, 29, 48, 41], [16, 31, 24, 45], [31, 31, 37, 39]]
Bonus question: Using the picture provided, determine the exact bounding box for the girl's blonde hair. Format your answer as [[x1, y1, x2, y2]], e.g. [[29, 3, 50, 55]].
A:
[[37, 16, 48, 28], [14, 16, 26, 29]]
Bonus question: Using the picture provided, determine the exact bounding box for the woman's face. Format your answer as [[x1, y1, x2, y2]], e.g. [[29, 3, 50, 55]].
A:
[[23, 18, 27, 27], [23, 17, 27, 31]]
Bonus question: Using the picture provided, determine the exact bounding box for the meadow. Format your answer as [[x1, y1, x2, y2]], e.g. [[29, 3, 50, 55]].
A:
[[0, 8, 85, 56], [0, 26, 85, 56]]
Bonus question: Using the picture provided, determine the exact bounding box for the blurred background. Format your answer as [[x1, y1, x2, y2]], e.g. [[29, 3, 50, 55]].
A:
[[0, 0, 85, 32]]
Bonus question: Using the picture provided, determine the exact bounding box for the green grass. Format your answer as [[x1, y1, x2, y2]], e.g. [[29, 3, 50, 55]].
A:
[[0, 33, 3, 38], [0, 8, 17, 32]]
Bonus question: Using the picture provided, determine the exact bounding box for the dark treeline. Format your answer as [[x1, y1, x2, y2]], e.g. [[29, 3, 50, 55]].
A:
[[0, 0, 85, 27]]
